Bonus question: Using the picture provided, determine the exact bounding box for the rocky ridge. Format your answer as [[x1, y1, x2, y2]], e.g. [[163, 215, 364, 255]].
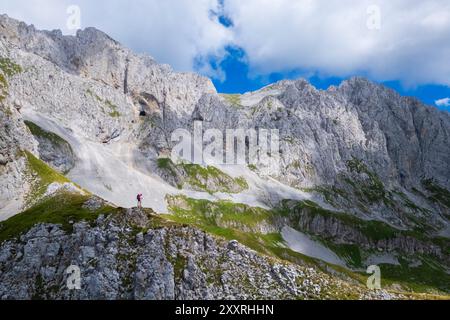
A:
[[0, 205, 404, 300]]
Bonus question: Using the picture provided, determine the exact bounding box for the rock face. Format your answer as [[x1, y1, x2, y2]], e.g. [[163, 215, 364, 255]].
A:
[[292, 206, 444, 258], [0, 102, 37, 218], [0, 208, 395, 300], [24, 121, 75, 174], [154, 159, 248, 193], [192, 81, 450, 229]]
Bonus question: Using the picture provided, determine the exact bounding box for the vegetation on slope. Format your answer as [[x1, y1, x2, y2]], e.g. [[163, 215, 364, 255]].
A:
[[165, 195, 450, 295], [287, 199, 402, 241], [345, 157, 387, 204], [0, 57, 22, 102], [85, 88, 121, 117], [0, 192, 116, 243], [220, 93, 242, 107], [302, 157, 443, 237], [157, 158, 248, 193], [282, 199, 450, 293], [167, 194, 277, 232], [25, 120, 72, 150], [1, 188, 449, 297], [422, 178, 450, 209], [24, 150, 71, 202], [165, 195, 375, 291]]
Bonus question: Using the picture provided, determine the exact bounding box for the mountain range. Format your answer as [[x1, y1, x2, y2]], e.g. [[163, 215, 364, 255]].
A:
[[0, 14, 449, 299]]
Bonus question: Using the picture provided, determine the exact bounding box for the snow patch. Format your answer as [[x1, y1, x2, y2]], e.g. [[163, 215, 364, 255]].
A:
[[365, 253, 400, 266], [281, 226, 346, 267]]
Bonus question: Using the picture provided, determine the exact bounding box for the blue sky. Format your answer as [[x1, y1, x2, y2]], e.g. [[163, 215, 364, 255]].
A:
[[210, 3, 450, 111], [1, 0, 450, 111]]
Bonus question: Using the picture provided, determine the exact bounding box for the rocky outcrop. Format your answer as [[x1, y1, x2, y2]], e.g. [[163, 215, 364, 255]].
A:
[[289, 204, 444, 259], [0, 208, 397, 300], [155, 159, 248, 193], [24, 121, 75, 174], [0, 101, 37, 218]]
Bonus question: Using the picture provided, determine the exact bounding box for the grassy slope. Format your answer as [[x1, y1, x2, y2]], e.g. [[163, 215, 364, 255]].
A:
[[167, 195, 450, 295], [0, 150, 116, 243], [220, 93, 242, 107], [0, 192, 116, 243], [24, 150, 71, 202], [1, 189, 448, 298], [157, 158, 248, 193]]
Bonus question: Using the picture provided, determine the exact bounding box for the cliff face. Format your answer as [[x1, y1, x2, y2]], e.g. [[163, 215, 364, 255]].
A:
[[0, 14, 449, 298]]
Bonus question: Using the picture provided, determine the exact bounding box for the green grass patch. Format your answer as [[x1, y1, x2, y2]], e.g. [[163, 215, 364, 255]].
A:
[[105, 99, 120, 117], [235, 176, 248, 189], [167, 195, 272, 231], [221, 94, 242, 106], [0, 57, 22, 77], [288, 200, 400, 242], [422, 178, 450, 208], [166, 198, 285, 259], [0, 73, 7, 102], [0, 57, 22, 102], [380, 256, 450, 293], [159, 160, 248, 194], [157, 157, 173, 170], [24, 151, 71, 202], [181, 163, 248, 193], [0, 192, 117, 243]]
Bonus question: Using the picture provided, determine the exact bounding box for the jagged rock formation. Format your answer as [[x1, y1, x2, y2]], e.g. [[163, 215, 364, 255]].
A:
[[0, 100, 38, 219], [194, 81, 450, 230]]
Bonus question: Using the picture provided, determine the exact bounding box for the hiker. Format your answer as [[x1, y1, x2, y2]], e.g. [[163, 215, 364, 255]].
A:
[[137, 193, 143, 208]]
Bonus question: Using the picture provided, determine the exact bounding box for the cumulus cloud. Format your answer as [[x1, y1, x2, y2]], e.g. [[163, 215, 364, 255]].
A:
[[1, 0, 450, 88], [223, 0, 450, 87], [435, 98, 450, 107], [0, 0, 232, 72]]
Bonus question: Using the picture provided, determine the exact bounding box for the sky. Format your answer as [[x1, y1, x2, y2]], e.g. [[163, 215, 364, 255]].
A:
[[1, 0, 450, 111]]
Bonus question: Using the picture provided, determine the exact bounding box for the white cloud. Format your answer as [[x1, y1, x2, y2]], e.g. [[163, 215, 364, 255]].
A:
[[435, 98, 450, 107], [1, 0, 450, 88], [223, 0, 450, 87], [0, 0, 233, 72]]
